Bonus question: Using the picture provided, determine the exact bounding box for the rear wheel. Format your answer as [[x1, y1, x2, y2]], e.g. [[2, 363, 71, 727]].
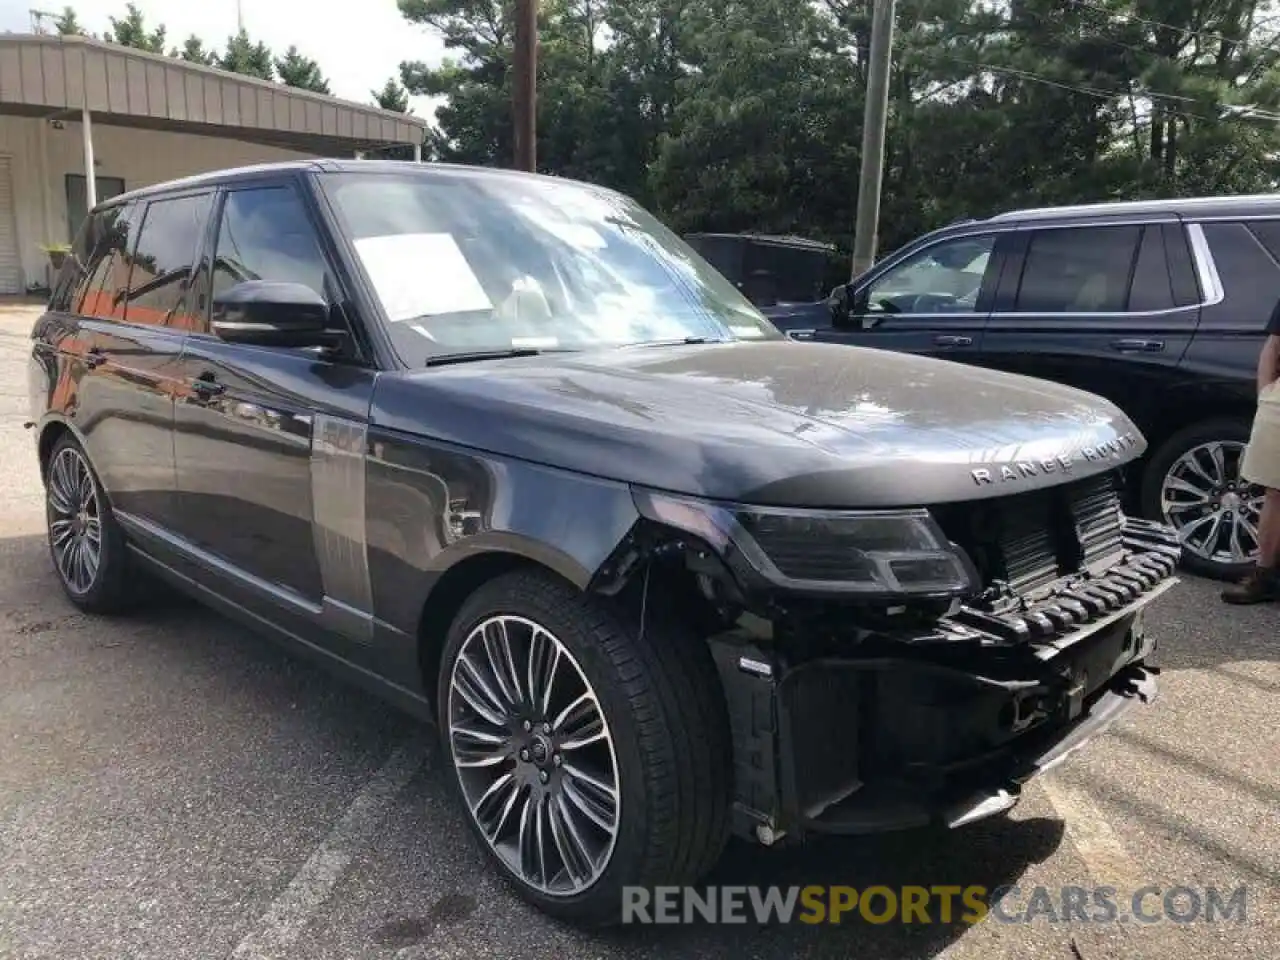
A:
[[1141, 418, 1263, 581], [437, 569, 731, 926], [44, 433, 139, 613]]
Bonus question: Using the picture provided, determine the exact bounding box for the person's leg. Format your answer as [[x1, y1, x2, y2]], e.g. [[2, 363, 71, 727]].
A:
[[1222, 392, 1280, 603], [1223, 486, 1280, 604], [1259, 487, 1280, 569]]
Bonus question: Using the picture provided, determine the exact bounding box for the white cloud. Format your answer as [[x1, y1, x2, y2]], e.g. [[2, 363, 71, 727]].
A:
[[0, 0, 446, 119]]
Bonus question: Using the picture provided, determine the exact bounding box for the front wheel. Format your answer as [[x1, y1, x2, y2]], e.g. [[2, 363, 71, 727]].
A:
[[437, 569, 731, 926], [1140, 418, 1264, 581]]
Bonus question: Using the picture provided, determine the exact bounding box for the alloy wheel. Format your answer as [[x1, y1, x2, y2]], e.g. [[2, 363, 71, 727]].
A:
[[446, 615, 620, 897], [47, 446, 103, 595], [1160, 440, 1264, 566]]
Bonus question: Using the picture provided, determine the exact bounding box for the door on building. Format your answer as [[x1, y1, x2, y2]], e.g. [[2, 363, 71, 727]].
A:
[[66, 173, 126, 240], [0, 156, 22, 294]]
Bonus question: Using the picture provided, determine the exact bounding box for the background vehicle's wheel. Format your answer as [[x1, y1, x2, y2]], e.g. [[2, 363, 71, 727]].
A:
[[44, 433, 139, 613], [437, 569, 731, 926], [1140, 418, 1262, 581]]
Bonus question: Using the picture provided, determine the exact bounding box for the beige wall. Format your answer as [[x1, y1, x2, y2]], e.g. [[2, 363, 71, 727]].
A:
[[0, 114, 316, 290]]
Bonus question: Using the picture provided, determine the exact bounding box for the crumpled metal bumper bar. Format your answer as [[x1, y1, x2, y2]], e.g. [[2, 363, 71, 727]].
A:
[[944, 517, 1182, 647]]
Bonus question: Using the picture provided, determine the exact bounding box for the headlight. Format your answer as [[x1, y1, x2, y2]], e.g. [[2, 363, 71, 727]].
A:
[[633, 489, 978, 598]]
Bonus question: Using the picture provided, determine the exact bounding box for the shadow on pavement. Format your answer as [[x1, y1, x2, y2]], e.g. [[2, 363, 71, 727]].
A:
[[581, 818, 1067, 958]]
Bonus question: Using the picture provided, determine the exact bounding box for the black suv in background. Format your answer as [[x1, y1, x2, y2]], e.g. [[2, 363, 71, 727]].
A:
[[770, 197, 1274, 580]]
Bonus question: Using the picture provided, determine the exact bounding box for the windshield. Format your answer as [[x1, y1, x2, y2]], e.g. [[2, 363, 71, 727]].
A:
[[319, 170, 781, 364]]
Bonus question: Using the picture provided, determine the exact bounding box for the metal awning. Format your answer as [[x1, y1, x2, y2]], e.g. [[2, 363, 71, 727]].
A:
[[0, 33, 426, 154]]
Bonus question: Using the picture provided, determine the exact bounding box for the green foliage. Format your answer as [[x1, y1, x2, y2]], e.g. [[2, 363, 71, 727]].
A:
[[103, 2, 165, 53], [275, 46, 331, 94], [53, 6, 85, 36], [173, 35, 217, 66], [396, 0, 1280, 260], [218, 28, 274, 81], [373, 77, 412, 112]]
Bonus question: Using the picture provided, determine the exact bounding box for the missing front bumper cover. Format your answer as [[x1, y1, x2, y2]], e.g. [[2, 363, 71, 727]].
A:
[[709, 541, 1172, 844]]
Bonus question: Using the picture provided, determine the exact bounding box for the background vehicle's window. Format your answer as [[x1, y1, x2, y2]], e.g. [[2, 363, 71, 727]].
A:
[[1127, 225, 1175, 312], [1162, 224, 1200, 307], [861, 234, 994, 315], [1200, 221, 1279, 326], [318, 170, 778, 365], [1014, 226, 1140, 313], [1244, 219, 1280, 265], [78, 202, 141, 321], [210, 186, 330, 315], [125, 193, 214, 329]]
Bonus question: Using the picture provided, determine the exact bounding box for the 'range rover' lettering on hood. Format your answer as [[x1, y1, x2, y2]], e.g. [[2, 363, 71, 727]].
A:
[[373, 340, 1148, 509], [971, 433, 1141, 486]]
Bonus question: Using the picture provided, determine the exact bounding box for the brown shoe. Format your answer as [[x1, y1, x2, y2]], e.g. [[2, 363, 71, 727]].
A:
[[1221, 566, 1280, 605]]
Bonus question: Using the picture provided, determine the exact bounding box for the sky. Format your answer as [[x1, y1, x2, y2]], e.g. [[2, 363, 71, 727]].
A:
[[0, 0, 446, 119]]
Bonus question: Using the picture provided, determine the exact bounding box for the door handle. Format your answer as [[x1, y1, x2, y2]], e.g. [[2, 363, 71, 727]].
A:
[[83, 347, 105, 370], [786, 329, 816, 341], [934, 334, 974, 347], [1110, 338, 1165, 353], [190, 373, 225, 399]]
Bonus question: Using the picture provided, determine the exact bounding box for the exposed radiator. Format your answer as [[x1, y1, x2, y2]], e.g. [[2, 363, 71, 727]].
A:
[[935, 471, 1127, 598]]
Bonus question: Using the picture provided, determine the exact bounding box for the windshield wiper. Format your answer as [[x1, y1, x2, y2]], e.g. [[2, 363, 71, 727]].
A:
[[423, 347, 546, 367], [625, 336, 728, 349]]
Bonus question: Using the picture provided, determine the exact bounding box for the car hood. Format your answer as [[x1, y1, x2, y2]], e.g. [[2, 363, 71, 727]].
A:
[[372, 341, 1146, 508]]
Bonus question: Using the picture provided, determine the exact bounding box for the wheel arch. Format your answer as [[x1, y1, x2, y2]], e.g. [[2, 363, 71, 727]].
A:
[[36, 416, 86, 481], [415, 544, 590, 702]]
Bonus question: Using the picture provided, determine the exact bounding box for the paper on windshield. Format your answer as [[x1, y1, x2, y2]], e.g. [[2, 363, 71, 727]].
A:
[[353, 233, 492, 322]]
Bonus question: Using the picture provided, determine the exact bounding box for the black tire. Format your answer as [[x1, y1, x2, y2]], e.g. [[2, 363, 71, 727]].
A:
[[1140, 417, 1258, 581], [436, 568, 732, 926], [44, 433, 140, 614]]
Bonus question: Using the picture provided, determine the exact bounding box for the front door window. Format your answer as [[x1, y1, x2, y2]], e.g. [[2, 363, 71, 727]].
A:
[[862, 235, 995, 315]]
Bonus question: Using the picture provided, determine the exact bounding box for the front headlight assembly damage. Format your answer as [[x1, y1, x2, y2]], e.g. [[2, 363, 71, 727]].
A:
[[631, 488, 981, 600]]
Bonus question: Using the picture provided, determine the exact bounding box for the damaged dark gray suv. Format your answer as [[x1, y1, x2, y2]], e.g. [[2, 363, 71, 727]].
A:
[[28, 160, 1180, 925]]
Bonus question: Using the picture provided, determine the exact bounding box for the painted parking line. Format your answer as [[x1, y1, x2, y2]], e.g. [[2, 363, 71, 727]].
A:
[[229, 736, 428, 960]]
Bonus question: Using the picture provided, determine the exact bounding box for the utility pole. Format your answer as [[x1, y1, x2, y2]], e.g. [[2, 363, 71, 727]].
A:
[[513, 0, 538, 172], [850, 0, 896, 278]]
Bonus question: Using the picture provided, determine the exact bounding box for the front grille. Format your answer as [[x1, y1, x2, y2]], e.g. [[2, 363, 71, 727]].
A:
[[935, 472, 1126, 599]]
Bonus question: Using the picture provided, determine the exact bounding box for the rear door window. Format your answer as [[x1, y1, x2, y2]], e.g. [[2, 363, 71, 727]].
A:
[[78, 202, 141, 321], [1014, 226, 1140, 313], [1127, 225, 1175, 312], [124, 192, 214, 329]]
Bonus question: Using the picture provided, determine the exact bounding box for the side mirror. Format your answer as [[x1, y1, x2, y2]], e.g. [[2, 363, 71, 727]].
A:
[[211, 280, 334, 348], [828, 284, 851, 325]]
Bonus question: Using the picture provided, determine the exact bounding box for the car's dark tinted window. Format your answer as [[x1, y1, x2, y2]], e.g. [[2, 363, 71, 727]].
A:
[[125, 192, 214, 328], [1127, 225, 1174, 312], [1015, 226, 1140, 313], [1246, 219, 1280, 265], [1200, 221, 1280, 327], [210, 185, 330, 326], [79, 202, 141, 321], [1162, 224, 1200, 307], [49, 216, 94, 312]]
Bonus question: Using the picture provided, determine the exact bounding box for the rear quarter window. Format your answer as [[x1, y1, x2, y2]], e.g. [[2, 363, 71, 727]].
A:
[[1199, 221, 1280, 326]]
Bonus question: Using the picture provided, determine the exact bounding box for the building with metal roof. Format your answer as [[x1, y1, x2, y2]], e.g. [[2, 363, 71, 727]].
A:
[[0, 32, 428, 293]]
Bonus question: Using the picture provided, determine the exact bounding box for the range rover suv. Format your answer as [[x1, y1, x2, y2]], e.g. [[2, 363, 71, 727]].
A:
[[28, 161, 1179, 925], [770, 197, 1275, 581]]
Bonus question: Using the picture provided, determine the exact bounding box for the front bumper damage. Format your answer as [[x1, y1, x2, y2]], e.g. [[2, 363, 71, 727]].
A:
[[707, 518, 1181, 844]]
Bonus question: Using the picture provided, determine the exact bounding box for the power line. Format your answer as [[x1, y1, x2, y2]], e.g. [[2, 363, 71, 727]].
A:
[[921, 52, 1280, 125], [1065, 0, 1259, 49]]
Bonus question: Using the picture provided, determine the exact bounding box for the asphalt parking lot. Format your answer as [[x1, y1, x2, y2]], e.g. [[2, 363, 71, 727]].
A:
[[0, 304, 1276, 960]]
